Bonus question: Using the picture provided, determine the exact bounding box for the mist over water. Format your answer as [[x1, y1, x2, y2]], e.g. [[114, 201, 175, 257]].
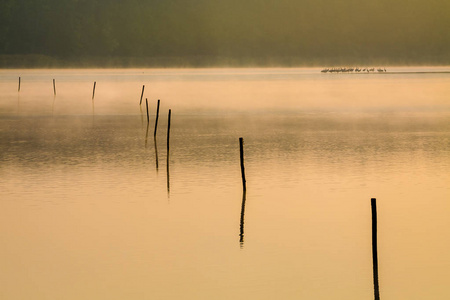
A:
[[1, 68, 450, 300], [1, 67, 450, 115]]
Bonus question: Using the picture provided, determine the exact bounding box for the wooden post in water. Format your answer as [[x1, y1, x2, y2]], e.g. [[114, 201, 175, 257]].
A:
[[167, 109, 171, 152], [92, 81, 96, 100], [166, 109, 172, 192], [154, 99, 160, 137], [239, 137, 246, 192], [53, 79, 56, 95], [18, 77, 21, 92], [139, 85, 145, 105], [145, 98, 149, 123], [371, 198, 380, 300]]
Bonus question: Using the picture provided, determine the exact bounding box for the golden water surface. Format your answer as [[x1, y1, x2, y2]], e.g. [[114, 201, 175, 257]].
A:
[[1, 68, 450, 299]]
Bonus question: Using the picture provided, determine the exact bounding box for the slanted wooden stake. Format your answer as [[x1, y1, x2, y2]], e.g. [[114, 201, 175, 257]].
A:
[[371, 198, 380, 300], [92, 81, 96, 100], [239, 137, 246, 191], [145, 98, 150, 123], [154, 99, 160, 137], [139, 85, 145, 105], [18, 77, 21, 92], [53, 79, 56, 95]]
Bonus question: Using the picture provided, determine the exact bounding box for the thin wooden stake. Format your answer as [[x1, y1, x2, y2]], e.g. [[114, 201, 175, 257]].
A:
[[371, 198, 380, 300], [53, 79, 56, 95], [167, 109, 171, 193], [145, 98, 149, 123], [18, 77, 21, 92], [92, 81, 96, 100], [239, 137, 247, 192], [167, 109, 171, 152], [154, 99, 160, 137], [139, 85, 145, 105]]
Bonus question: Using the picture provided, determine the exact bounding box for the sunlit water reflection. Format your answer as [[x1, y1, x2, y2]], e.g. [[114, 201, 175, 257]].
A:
[[1, 68, 450, 299]]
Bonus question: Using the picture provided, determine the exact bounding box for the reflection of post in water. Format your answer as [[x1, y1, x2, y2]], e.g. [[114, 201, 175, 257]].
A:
[[154, 137, 159, 171], [145, 122, 150, 148], [17, 91, 20, 115], [140, 105, 144, 129], [166, 109, 171, 193], [52, 95, 56, 115], [371, 198, 380, 300], [239, 190, 247, 248], [166, 155, 170, 193]]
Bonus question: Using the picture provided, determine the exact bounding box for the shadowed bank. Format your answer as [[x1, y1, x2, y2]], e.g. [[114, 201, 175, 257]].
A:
[[1, 0, 449, 67]]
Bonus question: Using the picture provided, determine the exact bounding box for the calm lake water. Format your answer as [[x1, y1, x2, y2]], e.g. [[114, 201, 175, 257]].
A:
[[1, 68, 450, 299]]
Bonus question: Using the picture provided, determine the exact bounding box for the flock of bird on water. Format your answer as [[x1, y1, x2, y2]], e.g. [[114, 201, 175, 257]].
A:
[[321, 67, 387, 73]]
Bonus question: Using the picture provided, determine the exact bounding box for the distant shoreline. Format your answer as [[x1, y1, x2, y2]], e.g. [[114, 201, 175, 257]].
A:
[[323, 71, 450, 74], [1, 54, 450, 69]]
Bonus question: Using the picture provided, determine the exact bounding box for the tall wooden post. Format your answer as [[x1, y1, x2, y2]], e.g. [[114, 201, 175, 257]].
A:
[[166, 109, 171, 192], [154, 99, 160, 137], [371, 198, 380, 300], [145, 98, 149, 123], [239, 137, 246, 192], [167, 109, 171, 152]]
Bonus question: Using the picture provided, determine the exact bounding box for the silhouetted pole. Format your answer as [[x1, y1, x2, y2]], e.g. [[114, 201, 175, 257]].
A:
[[154, 99, 160, 137], [139, 85, 145, 105], [92, 81, 96, 100], [371, 198, 380, 300], [167, 109, 171, 152], [18, 77, 21, 92], [239, 137, 246, 192], [166, 109, 171, 192], [53, 79, 56, 95], [145, 98, 149, 123]]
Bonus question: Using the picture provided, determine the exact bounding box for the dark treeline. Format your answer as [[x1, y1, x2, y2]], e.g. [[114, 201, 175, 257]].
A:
[[1, 0, 449, 67]]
